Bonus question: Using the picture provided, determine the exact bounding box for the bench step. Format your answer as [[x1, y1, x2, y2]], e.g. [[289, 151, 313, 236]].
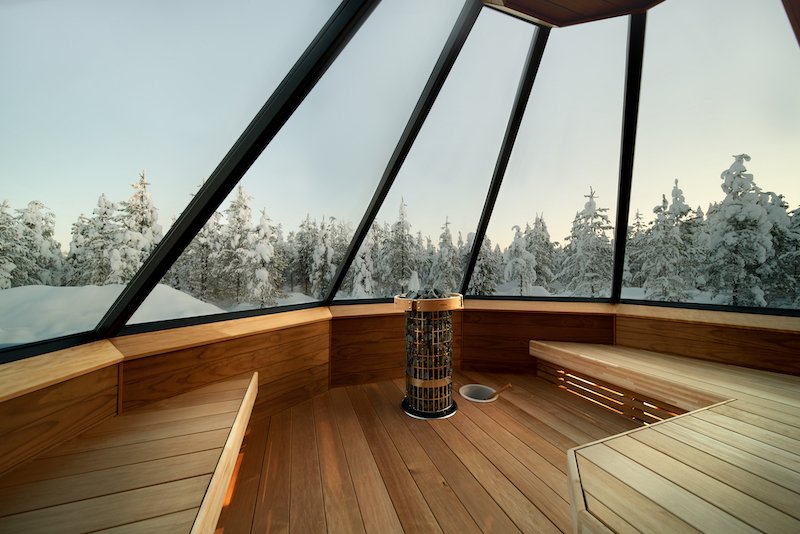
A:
[[0, 373, 257, 534]]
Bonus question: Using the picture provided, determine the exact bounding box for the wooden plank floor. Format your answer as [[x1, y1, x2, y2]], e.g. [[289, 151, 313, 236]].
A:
[[215, 371, 641, 533]]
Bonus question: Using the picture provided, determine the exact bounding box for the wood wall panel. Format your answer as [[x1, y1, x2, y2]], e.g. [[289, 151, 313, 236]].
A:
[[330, 312, 463, 388], [122, 322, 330, 410], [462, 311, 614, 372], [616, 316, 800, 375], [331, 315, 404, 387], [0, 366, 117, 477]]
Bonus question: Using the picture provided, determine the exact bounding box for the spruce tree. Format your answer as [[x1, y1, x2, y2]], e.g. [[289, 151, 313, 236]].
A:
[[115, 172, 163, 282], [429, 217, 459, 292], [503, 225, 537, 295], [311, 216, 336, 299], [14, 201, 64, 286], [0, 201, 19, 289], [705, 154, 772, 306], [219, 185, 255, 304], [468, 235, 500, 295], [248, 209, 280, 306], [385, 199, 416, 294], [557, 188, 613, 297], [640, 195, 691, 301]]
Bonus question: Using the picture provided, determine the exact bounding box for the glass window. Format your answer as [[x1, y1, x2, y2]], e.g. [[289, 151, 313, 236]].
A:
[[334, 8, 536, 300], [0, 0, 340, 349], [128, 0, 467, 325], [623, 0, 800, 309], [478, 16, 627, 298]]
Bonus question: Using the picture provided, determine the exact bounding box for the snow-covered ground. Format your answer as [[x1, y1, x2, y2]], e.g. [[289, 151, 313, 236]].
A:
[[0, 284, 223, 347], [0, 284, 322, 348]]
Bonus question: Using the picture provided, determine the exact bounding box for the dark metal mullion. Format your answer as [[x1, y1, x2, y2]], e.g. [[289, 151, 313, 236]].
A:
[[459, 26, 550, 295], [95, 0, 379, 337], [610, 13, 647, 302], [323, 0, 483, 304]]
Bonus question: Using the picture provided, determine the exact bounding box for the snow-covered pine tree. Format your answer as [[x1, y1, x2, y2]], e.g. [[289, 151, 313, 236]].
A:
[[557, 188, 613, 297], [13, 200, 64, 286], [80, 194, 122, 285], [65, 214, 91, 286], [623, 209, 647, 287], [115, 172, 163, 282], [0, 201, 20, 289], [350, 228, 377, 299], [385, 199, 416, 294], [218, 185, 255, 304], [757, 191, 799, 306], [293, 215, 318, 296], [311, 216, 336, 299], [329, 217, 353, 296], [248, 209, 280, 307], [640, 194, 691, 301], [503, 225, 537, 295], [705, 154, 772, 307], [414, 231, 434, 290], [468, 235, 500, 295], [530, 214, 555, 291], [429, 217, 460, 292]]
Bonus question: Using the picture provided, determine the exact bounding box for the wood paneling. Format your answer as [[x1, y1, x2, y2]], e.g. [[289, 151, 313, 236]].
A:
[[111, 308, 331, 360], [616, 315, 800, 375], [0, 340, 122, 403], [0, 366, 117, 477], [462, 311, 613, 373], [330, 312, 463, 387], [122, 321, 329, 410]]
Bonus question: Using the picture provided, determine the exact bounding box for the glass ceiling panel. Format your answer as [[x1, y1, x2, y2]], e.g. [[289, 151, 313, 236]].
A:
[[477, 16, 627, 298], [623, 0, 800, 310], [128, 0, 466, 325], [334, 8, 535, 300], [0, 0, 339, 349]]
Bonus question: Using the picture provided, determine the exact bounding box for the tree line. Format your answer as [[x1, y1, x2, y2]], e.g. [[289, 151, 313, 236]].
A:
[[1, 155, 798, 309]]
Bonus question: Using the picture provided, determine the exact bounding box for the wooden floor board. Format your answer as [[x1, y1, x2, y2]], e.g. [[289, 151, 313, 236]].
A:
[[327, 388, 403, 534], [346, 386, 441, 533], [215, 372, 644, 534], [289, 400, 327, 533], [251, 410, 291, 534], [312, 392, 365, 534], [365, 381, 483, 534]]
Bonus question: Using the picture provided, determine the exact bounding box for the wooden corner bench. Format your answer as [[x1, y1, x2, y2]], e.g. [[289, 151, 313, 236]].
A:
[[529, 340, 800, 534], [0, 372, 257, 533]]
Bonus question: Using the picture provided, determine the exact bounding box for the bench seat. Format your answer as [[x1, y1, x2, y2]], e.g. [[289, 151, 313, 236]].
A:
[[0, 372, 257, 533], [530, 341, 800, 534]]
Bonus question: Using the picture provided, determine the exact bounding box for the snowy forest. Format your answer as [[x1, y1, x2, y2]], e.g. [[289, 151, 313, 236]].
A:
[[1, 155, 799, 322]]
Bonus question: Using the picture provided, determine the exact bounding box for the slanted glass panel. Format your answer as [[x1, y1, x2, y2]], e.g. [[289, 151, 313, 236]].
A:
[[128, 0, 466, 324], [333, 8, 535, 300], [623, 0, 800, 309], [0, 0, 339, 349], [478, 16, 627, 298]]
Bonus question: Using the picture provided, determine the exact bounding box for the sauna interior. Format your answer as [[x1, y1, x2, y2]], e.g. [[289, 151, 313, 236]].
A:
[[1, 0, 799, 532]]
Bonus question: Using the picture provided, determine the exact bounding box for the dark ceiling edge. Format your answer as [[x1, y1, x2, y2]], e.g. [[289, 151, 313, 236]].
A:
[[460, 26, 550, 295], [323, 0, 484, 305], [489, 0, 665, 28], [94, 0, 379, 337], [611, 13, 647, 303], [784, 0, 800, 46]]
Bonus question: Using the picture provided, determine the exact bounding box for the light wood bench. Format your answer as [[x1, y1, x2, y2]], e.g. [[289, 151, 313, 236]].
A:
[[529, 341, 800, 534], [0, 372, 257, 533]]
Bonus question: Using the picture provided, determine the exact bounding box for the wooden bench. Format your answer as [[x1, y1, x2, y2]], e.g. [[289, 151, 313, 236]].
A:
[[0, 372, 257, 533], [529, 341, 800, 534]]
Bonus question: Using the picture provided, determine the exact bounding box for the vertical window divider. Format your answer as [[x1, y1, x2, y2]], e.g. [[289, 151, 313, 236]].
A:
[[323, 0, 483, 305], [611, 12, 646, 303], [460, 25, 550, 296]]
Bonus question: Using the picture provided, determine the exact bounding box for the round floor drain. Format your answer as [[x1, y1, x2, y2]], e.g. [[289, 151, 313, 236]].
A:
[[459, 384, 499, 403]]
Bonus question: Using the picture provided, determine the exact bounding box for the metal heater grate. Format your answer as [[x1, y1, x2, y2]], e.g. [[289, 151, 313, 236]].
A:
[[395, 293, 462, 419]]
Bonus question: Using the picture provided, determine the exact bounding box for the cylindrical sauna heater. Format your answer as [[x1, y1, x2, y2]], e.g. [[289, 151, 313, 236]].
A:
[[394, 292, 463, 419]]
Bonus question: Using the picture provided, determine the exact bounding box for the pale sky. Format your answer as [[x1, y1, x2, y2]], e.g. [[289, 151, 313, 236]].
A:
[[2, 0, 798, 252]]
